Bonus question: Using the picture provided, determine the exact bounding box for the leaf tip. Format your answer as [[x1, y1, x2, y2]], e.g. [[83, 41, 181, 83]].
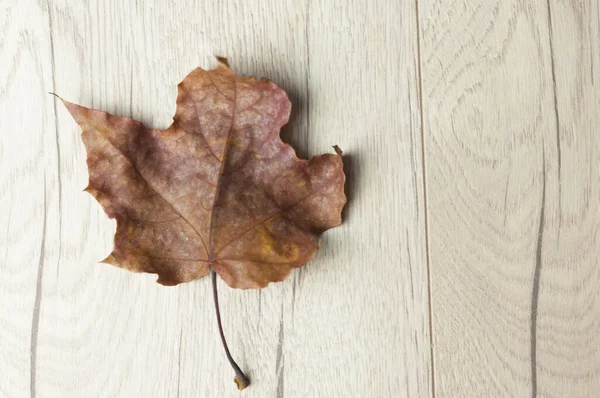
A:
[[49, 92, 70, 108], [49, 91, 72, 105], [100, 253, 116, 265], [215, 56, 230, 68]]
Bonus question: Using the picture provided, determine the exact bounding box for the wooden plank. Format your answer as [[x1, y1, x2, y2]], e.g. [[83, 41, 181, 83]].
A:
[[1, 0, 430, 397], [0, 1, 62, 397], [539, 1, 600, 396], [284, 0, 432, 396], [418, 0, 600, 396]]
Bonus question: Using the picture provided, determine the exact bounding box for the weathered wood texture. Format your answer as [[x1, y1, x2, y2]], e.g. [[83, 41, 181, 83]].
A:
[[418, 0, 600, 396]]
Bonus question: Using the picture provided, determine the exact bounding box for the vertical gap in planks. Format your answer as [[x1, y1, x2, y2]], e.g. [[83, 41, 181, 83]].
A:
[[413, 0, 435, 397]]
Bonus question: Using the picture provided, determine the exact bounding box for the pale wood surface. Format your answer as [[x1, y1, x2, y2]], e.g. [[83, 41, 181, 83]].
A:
[[0, 1, 597, 397], [418, 0, 600, 397]]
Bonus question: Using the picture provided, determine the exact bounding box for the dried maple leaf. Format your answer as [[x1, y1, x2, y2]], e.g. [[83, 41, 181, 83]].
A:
[[58, 58, 346, 389]]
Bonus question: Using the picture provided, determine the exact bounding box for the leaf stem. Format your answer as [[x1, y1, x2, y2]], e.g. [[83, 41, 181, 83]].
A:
[[211, 268, 250, 390]]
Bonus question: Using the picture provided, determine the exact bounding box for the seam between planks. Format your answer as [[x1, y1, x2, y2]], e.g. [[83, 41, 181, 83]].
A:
[[414, 0, 436, 397], [31, 178, 47, 398], [45, 0, 62, 278]]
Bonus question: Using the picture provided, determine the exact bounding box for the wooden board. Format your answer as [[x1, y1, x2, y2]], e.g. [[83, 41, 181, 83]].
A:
[[539, 1, 600, 396], [0, 0, 431, 397], [418, 0, 600, 396]]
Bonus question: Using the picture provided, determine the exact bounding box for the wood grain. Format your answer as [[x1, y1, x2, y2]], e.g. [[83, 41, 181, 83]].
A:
[[0, 0, 430, 397], [285, 0, 431, 396], [418, 0, 600, 396], [6, 0, 598, 397], [538, 1, 600, 396]]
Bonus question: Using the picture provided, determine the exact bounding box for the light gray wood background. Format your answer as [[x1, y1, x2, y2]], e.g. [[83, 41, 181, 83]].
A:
[[0, 0, 598, 397]]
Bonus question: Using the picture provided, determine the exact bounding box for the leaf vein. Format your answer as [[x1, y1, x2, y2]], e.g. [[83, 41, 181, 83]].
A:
[[215, 187, 326, 256], [94, 129, 210, 256]]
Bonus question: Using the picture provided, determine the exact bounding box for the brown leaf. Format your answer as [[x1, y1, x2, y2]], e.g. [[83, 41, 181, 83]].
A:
[[62, 59, 346, 289]]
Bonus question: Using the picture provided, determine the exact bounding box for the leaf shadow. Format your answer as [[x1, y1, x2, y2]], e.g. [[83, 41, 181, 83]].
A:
[[341, 152, 358, 223]]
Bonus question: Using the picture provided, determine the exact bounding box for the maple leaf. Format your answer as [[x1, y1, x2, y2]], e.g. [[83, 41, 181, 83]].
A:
[[58, 58, 346, 389]]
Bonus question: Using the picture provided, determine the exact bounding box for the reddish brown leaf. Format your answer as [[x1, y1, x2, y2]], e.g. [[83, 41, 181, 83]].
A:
[[62, 59, 346, 289]]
